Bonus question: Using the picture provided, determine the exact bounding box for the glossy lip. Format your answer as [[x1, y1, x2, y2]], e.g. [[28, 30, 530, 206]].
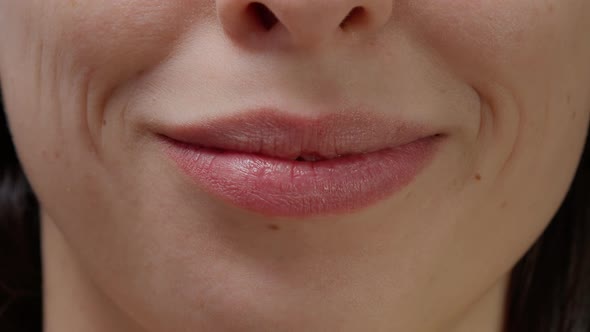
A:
[[160, 108, 445, 218]]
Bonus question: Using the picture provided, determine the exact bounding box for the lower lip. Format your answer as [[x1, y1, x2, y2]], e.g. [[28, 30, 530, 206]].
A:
[[164, 136, 443, 218]]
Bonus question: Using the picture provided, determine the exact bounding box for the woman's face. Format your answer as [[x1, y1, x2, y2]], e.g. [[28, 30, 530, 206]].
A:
[[1, 0, 589, 330]]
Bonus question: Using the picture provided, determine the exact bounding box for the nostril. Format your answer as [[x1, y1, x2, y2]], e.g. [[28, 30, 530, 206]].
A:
[[247, 2, 279, 31], [340, 6, 367, 30]]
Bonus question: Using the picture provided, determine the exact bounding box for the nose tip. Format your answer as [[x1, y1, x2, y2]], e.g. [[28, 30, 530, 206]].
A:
[[216, 0, 394, 49]]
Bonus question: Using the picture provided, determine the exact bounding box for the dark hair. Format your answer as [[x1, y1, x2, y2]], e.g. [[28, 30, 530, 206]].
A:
[[0, 89, 589, 332], [0, 89, 43, 331], [503, 130, 590, 329]]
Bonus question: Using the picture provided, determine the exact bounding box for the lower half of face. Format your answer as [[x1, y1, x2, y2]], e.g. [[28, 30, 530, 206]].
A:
[[1, 0, 589, 330]]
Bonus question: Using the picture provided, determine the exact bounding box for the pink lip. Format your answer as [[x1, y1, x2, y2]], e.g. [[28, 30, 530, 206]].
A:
[[160, 109, 445, 217]]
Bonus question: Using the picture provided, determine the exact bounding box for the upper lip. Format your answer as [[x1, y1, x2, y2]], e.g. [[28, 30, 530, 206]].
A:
[[159, 108, 439, 160]]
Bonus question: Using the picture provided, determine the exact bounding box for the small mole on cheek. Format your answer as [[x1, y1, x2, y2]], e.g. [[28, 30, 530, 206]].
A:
[[103, 119, 107, 126], [267, 224, 280, 231], [474, 173, 482, 181], [54, 151, 61, 159]]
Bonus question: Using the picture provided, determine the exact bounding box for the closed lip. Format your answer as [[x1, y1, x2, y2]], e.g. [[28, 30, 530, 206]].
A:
[[158, 107, 445, 217], [159, 108, 440, 160]]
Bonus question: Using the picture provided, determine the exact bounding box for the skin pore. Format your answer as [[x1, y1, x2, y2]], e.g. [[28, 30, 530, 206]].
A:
[[1, 0, 590, 331]]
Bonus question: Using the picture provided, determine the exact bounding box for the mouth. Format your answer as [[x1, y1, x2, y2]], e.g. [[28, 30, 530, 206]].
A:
[[158, 108, 445, 218]]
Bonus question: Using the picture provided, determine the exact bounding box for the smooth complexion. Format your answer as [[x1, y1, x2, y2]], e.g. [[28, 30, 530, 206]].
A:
[[0, 1, 589, 331]]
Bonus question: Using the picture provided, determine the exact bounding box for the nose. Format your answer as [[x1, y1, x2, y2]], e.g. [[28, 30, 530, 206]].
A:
[[216, 0, 394, 49]]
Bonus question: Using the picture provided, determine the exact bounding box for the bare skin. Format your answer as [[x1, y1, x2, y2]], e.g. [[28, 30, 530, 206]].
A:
[[1, 1, 589, 331]]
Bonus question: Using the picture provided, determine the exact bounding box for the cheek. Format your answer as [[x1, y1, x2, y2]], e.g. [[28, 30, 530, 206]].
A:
[[405, 0, 590, 159], [0, 0, 209, 181], [403, 0, 577, 83], [53, 0, 205, 85], [0, 1, 194, 212]]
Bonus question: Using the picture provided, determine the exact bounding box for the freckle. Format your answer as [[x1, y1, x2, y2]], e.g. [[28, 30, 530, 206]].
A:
[[474, 173, 482, 181], [54, 151, 61, 159], [103, 119, 107, 126], [267, 224, 280, 231], [548, 3, 555, 12], [572, 111, 577, 119], [501, 201, 508, 208]]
